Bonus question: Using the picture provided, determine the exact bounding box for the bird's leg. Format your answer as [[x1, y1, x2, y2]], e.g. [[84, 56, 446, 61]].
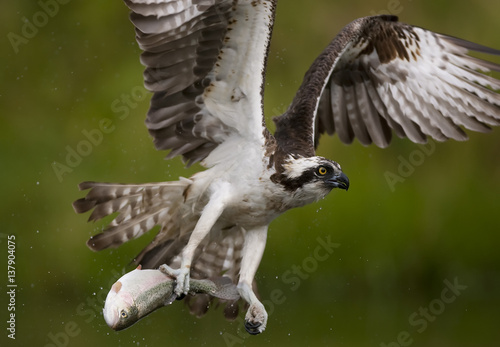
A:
[[160, 182, 231, 296], [158, 264, 190, 299], [237, 225, 268, 335]]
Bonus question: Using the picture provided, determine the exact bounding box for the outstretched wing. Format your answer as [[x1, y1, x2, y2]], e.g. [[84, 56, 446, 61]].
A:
[[273, 15, 500, 156], [125, 0, 276, 166]]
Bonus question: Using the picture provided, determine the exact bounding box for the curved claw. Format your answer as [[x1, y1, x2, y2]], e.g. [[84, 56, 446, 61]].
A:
[[244, 320, 263, 335], [244, 302, 268, 335]]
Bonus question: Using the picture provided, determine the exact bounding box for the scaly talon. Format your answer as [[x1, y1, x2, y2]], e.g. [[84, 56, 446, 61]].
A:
[[244, 302, 268, 335], [159, 264, 190, 295]]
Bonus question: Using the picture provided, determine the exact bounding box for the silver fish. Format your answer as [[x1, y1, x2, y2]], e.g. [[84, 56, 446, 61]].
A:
[[103, 266, 240, 330]]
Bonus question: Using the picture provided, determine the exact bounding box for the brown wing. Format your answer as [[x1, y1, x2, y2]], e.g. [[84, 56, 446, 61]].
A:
[[274, 15, 500, 155]]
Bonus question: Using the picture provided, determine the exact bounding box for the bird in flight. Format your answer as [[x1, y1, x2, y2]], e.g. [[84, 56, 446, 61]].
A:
[[74, 0, 500, 335]]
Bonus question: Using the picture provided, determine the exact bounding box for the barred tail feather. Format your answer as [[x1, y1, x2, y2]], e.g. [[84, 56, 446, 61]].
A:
[[73, 180, 191, 251], [86, 207, 172, 251]]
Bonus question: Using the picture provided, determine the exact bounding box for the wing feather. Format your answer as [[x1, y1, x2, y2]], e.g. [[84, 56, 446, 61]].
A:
[[343, 77, 372, 145], [330, 82, 354, 144], [362, 76, 406, 139], [354, 73, 392, 147], [125, 0, 277, 166], [315, 86, 335, 136], [275, 15, 500, 153]]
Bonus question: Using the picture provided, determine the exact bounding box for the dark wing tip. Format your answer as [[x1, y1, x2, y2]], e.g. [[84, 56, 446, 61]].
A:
[[86, 236, 101, 252], [78, 181, 97, 191], [72, 198, 95, 214], [86, 234, 116, 252]]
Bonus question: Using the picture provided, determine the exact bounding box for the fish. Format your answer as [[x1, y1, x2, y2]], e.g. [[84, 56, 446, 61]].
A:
[[103, 265, 240, 330]]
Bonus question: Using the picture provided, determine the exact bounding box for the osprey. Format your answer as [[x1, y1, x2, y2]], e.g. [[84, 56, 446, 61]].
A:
[[74, 0, 500, 335]]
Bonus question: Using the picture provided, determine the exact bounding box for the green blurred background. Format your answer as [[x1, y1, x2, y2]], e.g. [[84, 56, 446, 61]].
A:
[[1, 0, 500, 346]]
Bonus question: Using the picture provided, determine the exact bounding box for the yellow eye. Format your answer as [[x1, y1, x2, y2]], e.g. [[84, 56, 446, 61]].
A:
[[120, 310, 128, 319], [317, 166, 328, 176]]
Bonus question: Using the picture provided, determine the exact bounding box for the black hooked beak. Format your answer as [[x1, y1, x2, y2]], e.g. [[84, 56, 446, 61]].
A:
[[327, 172, 350, 191]]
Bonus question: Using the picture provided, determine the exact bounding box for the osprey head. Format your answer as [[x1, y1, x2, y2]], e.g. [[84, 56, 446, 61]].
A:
[[276, 156, 349, 205]]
